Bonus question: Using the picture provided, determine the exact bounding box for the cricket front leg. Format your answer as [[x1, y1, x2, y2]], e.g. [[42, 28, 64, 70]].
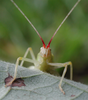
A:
[[5, 57, 22, 87], [5, 57, 38, 87], [20, 47, 36, 66], [47, 61, 72, 94]]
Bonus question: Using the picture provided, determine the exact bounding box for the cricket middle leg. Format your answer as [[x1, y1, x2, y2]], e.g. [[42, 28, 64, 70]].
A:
[[47, 61, 72, 94]]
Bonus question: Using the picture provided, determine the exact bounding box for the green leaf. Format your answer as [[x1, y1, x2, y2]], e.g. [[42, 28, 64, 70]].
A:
[[0, 60, 88, 100]]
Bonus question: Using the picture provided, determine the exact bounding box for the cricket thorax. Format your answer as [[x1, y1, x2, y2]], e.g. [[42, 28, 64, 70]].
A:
[[40, 47, 51, 57], [37, 46, 53, 72]]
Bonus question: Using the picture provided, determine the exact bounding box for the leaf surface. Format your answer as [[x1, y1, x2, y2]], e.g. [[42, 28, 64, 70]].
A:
[[0, 60, 88, 100]]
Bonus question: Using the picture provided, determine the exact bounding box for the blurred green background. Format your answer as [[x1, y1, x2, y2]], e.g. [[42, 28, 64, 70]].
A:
[[0, 0, 88, 84]]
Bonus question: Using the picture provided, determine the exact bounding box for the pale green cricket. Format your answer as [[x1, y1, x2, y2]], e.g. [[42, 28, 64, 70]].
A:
[[5, 0, 81, 94]]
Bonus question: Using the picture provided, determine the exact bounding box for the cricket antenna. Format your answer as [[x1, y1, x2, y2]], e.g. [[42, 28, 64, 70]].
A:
[[10, 0, 46, 48], [47, 0, 81, 48]]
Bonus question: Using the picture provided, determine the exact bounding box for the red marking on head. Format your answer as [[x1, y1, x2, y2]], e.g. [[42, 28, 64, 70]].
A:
[[39, 34, 54, 48], [38, 31, 54, 48], [47, 37, 53, 48], [39, 36, 46, 48], [37, 32, 46, 48]]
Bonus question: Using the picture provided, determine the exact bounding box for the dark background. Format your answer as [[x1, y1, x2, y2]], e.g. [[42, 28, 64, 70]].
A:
[[0, 0, 88, 84]]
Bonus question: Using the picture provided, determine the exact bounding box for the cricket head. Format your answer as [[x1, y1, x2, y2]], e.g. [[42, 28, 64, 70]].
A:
[[39, 35, 53, 57]]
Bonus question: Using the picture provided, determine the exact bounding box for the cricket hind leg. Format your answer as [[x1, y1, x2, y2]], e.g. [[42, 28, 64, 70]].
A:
[[47, 61, 72, 94], [5, 57, 39, 87], [20, 47, 36, 66]]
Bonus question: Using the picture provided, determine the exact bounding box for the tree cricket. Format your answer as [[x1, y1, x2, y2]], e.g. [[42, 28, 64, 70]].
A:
[[5, 0, 81, 94]]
